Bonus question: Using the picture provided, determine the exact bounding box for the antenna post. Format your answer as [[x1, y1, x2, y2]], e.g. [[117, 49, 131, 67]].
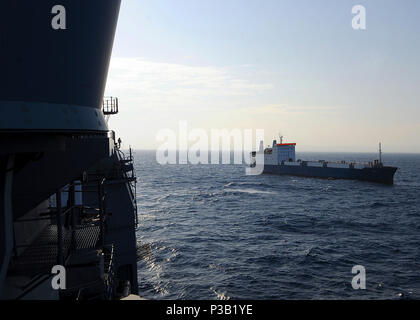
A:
[[379, 142, 382, 165]]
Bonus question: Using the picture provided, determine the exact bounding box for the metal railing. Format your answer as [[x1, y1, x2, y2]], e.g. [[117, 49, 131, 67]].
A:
[[102, 97, 119, 115], [116, 147, 138, 229], [10, 179, 109, 299], [15, 273, 55, 300]]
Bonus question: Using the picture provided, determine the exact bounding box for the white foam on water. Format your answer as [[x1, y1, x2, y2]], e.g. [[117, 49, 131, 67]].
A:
[[224, 188, 277, 195]]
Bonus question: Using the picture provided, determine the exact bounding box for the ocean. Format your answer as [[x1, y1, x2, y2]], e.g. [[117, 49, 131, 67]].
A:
[[134, 151, 420, 300]]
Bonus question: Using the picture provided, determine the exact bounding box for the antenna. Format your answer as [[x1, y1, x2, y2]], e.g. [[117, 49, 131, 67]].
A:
[[379, 142, 382, 164]]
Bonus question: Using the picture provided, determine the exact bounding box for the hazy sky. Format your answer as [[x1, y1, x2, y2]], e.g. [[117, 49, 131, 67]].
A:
[[105, 0, 420, 152]]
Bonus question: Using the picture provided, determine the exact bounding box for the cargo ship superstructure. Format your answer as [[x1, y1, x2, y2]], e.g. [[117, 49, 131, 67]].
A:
[[251, 138, 397, 184], [0, 0, 139, 299]]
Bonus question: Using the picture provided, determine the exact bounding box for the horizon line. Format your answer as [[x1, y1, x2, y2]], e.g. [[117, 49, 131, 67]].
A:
[[120, 148, 420, 155]]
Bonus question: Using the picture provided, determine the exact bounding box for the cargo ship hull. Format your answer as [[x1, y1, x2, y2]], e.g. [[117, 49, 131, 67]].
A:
[[264, 164, 397, 185]]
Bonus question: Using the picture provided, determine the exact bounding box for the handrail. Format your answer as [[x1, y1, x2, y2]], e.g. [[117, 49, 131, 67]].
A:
[[102, 97, 119, 115], [115, 146, 138, 229], [0, 155, 15, 296], [98, 178, 106, 248], [15, 273, 55, 300]]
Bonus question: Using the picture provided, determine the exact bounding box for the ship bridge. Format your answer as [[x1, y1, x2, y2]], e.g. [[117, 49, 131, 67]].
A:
[[276, 142, 296, 162], [259, 140, 296, 165]]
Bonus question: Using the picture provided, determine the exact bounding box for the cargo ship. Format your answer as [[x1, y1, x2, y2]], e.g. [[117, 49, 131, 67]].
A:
[[0, 0, 140, 299], [250, 137, 398, 184]]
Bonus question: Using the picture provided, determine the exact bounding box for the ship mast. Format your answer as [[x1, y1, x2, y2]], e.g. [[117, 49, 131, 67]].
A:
[[379, 142, 382, 164]]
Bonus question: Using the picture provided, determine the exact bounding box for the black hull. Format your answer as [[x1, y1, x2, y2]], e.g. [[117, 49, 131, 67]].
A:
[[264, 164, 397, 185], [0, 0, 121, 132], [0, 1, 139, 300]]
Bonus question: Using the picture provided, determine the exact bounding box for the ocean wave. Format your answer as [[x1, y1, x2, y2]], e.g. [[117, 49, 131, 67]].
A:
[[210, 287, 231, 300], [223, 188, 277, 195], [135, 151, 420, 299], [223, 181, 275, 189]]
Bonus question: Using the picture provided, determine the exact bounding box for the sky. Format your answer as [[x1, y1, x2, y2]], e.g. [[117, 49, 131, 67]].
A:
[[104, 0, 420, 152]]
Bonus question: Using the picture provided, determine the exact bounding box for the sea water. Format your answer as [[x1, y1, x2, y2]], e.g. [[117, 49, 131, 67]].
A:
[[134, 151, 420, 300]]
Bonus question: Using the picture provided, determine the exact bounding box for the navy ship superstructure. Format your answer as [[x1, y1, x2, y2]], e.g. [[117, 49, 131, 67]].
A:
[[0, 1, 139, 299], [251, 138, 397, 185]]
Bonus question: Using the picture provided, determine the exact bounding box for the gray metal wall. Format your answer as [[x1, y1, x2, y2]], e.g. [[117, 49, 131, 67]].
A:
[[0, 0, 121, 132]]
